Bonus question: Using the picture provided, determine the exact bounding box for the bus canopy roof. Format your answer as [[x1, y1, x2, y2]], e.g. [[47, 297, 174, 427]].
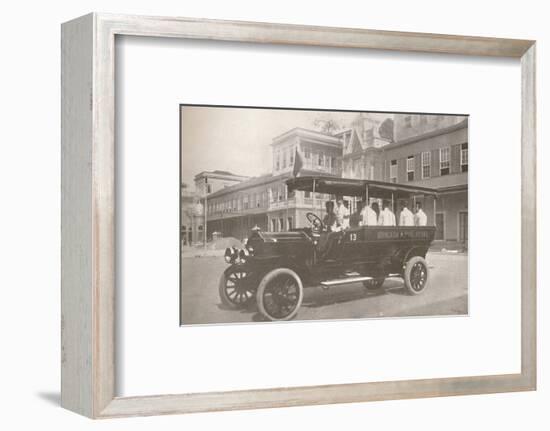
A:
[[286, 175, 438, 200]]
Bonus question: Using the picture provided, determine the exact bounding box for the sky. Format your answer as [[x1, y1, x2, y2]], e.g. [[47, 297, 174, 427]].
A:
[[180, 106, 386, 189]]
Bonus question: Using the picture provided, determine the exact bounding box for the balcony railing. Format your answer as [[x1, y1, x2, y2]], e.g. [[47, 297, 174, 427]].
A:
[[268, 195, 326, 211], [207, 194, 332, 219], [268, 197, 296, 210]]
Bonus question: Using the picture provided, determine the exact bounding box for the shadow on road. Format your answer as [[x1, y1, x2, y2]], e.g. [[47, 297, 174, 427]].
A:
[[302, 279, 406, 308], [216, 300, 258, 314]]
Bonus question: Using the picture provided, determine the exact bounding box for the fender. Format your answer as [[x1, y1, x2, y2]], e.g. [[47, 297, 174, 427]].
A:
[[392, 246, 429, 269], [247, 255, 310, 281]]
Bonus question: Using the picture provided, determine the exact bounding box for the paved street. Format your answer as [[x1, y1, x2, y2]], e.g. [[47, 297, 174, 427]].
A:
[[180, 252, 468, 325]]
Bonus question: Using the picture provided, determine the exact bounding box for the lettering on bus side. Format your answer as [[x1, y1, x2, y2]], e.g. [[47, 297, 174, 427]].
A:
[[377, 231, 400, 239], [376, 230, 430, 240]]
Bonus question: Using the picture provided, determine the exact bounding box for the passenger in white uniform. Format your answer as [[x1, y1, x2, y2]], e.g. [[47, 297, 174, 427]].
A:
[[414, 202, 428, 226], [335, 197, 350, 231], [399, 202, 414, 226], [378, 200, 396, 226], [360, 201, 378, 226]]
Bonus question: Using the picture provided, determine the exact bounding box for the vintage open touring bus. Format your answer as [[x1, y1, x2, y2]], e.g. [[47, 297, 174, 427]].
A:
[[219, 175, 438, 321]]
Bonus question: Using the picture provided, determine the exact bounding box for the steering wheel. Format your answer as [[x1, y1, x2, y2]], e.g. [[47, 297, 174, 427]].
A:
[[306, 212, 324, 232]]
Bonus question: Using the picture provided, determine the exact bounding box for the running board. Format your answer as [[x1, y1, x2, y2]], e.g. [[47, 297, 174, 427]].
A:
[[320, 273, 404, 289], [321, 276, 373, 287]]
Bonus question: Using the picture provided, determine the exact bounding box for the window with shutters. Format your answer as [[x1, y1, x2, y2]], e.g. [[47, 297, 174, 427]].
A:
[[275, 151, 280, 171], [390, 159, 397, 183], [422, 151, 431, 179], [407, 156, 415, 181], [461, 143, 468, 172], [290, 146, 294, 165], [440, 147, 450, 176]]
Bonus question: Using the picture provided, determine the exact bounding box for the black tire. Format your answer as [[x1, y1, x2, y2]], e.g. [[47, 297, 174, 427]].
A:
[[257, 268, 303, 321], [363, 277, 385, 290], [403, 256, 429, 295], [219, 267, 254, 309]]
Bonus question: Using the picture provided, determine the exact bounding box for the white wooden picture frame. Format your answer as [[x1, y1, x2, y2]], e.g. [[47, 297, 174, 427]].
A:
[[61, 13, 536, 418]]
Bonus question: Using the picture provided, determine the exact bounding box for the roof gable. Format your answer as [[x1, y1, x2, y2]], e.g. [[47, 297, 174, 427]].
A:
[[344, 128, 364, 155]]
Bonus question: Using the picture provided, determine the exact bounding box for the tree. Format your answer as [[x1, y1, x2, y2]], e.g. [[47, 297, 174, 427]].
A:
[[313, 116, 343, 135]]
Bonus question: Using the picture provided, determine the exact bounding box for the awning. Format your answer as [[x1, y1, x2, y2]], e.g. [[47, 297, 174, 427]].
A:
[[286, 175, 438, 199]]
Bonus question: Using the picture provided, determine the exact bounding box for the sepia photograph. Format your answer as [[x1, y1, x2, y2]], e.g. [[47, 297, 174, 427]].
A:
[[180, 105, 468, 324]]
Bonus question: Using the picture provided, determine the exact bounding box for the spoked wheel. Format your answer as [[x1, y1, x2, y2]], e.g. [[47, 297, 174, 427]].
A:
[[404, 256, 429, 295], [257, 268, 303, 321], [363, 277, 386, 290], [219, 267, 255, 309]]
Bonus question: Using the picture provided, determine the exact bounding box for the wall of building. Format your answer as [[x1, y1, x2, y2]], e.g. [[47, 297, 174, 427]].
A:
[[181, 190, 205, 246], [272, 129, 341, 176], [195, 172, 248, 195], [435, 190, 468, 242], [206, 176, 280, 221], [298, 141, 340, 175], [393, 114, 467, 142], [267, 202, 327, 233], [343, 147, 386, 180], [382, 124, 468, 184], [272, 134, 299, 175], [207, 213, 268, 242]]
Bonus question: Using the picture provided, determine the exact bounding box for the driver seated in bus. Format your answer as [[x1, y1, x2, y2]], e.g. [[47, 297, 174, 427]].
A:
[[322, 200, 337, 232], [316, 200, 342, 259], [350, 201, 363, 228]]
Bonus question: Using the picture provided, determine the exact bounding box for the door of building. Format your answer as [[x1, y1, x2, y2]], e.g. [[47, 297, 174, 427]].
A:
[[435, 213, 445, 240], [459, 211, 468, 243]]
